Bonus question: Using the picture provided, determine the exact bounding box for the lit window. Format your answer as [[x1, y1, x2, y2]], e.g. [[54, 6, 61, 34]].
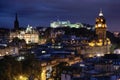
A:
[[42, 51, 46, 54]]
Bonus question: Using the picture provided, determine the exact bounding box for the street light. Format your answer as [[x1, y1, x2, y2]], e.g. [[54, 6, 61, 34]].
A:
[[19, 75, 28, 80], [19, 75, 23, 79]]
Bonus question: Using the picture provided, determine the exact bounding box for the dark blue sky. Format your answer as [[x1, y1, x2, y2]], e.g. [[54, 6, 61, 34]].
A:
[[0, 0, 120, 31]]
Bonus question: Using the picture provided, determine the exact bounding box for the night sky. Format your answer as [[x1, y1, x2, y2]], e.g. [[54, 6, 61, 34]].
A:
[[0, 0, 120, 31]]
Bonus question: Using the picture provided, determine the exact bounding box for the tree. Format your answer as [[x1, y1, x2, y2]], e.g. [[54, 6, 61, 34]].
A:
[[0, 55, 22, 80], [0, 54, 42, 80]]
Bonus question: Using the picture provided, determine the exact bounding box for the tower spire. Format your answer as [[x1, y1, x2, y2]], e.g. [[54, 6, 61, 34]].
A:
[[99, 9, 103, 16], [14, 13, 19, 30]]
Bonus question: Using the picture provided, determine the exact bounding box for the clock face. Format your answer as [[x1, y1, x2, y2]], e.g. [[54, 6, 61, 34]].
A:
[[98, 24, 102, 27], [101, 19, 103, 22]]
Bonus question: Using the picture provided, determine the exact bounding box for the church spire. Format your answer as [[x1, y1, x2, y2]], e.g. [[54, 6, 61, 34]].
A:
[[99, 9, 103, 16], [14, 13, 19, 30]]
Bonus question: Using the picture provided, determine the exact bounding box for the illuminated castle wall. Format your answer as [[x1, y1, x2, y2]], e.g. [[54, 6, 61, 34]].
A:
[[50, 20, 93, 30]]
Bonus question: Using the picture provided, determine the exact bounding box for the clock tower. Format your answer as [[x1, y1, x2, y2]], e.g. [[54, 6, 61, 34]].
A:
[[88, 10, 111, 56], [95, 10, 107, 45]]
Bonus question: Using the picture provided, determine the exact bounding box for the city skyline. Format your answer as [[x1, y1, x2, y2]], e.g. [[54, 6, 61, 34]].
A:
[[0, 0, 120, 31]]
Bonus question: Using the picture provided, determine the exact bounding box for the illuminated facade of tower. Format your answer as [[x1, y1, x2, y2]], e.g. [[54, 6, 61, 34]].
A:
[[14, 13, 19, 30], [95, 10, 107, 45], [87, 10, 111, 57]]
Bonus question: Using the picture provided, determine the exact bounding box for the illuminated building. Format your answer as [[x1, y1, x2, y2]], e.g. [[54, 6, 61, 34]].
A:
[[50, 20, 93, 30], [89, 10, 111, 47], [18, 25, 39, 44], [84, 10, 112, 57], [114, 49, 120, 54], [0, 46, 19, 56], [10, 25, 39, 44], [95, 10, 107, 45], [50, 20, 71, 28], [38, 55, 81, 80]]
